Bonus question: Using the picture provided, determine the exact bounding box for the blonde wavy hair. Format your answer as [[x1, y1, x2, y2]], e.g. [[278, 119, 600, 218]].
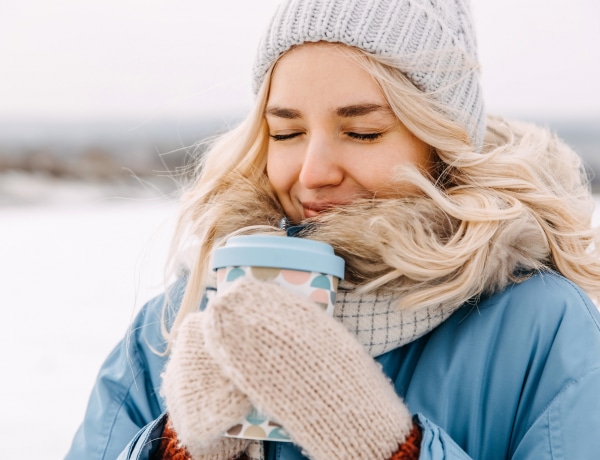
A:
[[162, 45, 600, 344]]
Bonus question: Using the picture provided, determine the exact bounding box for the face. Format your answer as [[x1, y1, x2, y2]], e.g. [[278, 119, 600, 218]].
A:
[[265, 43, 433, 223]]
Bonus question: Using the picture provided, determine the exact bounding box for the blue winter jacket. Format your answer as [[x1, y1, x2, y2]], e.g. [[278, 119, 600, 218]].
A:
[[65, 271, 600, 459]]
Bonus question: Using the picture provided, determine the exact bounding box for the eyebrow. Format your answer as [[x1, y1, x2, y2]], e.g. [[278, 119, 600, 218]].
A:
[[265, 103, 393, 119], [335, 103, 393, 117], [265, 107, 302, 119]]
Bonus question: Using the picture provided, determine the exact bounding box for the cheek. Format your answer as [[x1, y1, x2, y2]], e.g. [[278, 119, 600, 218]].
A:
[[266, 151, 295, 195], [345, 152, 396, 188], [352, 146, 432, 195]]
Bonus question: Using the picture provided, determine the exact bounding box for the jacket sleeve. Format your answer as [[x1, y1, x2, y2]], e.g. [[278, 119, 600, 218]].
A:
[[510, 366, 600, 459], [412, 414, 471, 459], [116, 413, 169, 460], [65, 280, 185, 460], [409, 369, 600, 459], [395, 273, 600, 460]]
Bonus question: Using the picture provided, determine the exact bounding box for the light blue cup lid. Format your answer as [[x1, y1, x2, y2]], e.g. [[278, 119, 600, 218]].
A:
[[212, 235, 345, 279]]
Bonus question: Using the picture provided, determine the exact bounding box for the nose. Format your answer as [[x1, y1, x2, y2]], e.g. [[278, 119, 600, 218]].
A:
[[298, 135, 344, 189]]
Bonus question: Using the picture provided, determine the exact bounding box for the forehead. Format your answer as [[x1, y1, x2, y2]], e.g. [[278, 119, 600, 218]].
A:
[[267, 42, 387, 108]]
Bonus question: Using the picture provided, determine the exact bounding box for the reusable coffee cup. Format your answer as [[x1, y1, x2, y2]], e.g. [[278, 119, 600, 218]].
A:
[[211, 234, 345, 442]]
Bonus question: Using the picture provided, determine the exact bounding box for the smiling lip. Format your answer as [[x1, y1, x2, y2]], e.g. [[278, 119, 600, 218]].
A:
[[302, 201, 347, 218]]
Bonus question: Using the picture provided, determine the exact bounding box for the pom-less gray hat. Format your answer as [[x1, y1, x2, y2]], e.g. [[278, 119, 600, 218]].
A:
[[252, 0, 485, 150]]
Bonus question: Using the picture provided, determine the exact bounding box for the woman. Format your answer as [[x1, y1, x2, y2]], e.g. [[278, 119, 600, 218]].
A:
[[66, 0, 600, 459]]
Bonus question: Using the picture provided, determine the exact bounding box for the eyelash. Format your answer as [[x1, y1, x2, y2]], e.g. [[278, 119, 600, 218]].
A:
[[269, 132, 383, 142], [269, 133, 301, 141], [347, 132, 383, 141]]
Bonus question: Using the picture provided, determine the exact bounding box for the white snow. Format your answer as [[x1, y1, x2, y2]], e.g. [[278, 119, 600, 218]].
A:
[[1, 186, 598, 459], [1, 195, 177, 458]]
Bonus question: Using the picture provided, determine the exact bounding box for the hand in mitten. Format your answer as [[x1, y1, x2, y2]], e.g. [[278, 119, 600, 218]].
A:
[[201, 277, 415, 460], [161, 312, 252, 459]]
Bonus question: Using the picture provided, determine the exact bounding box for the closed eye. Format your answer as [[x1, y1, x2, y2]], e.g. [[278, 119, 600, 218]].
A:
[[347, 132, 383, 141], [269, 132, 302, 141]]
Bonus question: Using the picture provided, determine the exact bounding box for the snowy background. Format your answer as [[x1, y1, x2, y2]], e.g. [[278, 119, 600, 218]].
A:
[[2, 193, 177, 457]]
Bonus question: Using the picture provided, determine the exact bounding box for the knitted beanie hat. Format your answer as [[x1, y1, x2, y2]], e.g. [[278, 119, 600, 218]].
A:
[[252, 0, 485, 150]]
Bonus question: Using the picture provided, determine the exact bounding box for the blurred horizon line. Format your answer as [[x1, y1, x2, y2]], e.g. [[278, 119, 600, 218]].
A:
[[0, 115, 598, 196]]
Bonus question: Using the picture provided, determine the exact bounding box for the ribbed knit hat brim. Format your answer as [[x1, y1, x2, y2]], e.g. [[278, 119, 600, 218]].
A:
[[252, 0, 485, 150]]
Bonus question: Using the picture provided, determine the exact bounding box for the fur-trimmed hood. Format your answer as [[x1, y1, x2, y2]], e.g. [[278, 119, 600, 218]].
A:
[[177, 117, 599, 312]]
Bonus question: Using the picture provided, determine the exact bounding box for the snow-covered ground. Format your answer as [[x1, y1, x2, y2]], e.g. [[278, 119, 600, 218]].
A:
[[1, 188, 599, 459], [1, 195, 178, 458]]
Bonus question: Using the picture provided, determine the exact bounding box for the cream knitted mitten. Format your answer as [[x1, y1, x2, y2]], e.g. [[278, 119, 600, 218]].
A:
[[202, 278, 414, 460], [161, 312, 252, 459]]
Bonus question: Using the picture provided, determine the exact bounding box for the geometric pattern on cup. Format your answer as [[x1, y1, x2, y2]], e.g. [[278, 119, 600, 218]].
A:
[[280, 269, 311, 284], [250, 266, 280, 281], [309, 288, 329, 309], [225, 267, 245, 282], [226, 407, 290, 441], [218, 266, 338, 312], [310, 274, 331, 289]]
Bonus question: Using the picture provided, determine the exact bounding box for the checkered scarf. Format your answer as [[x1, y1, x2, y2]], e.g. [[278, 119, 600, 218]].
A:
[[333, 280, 454, 357]]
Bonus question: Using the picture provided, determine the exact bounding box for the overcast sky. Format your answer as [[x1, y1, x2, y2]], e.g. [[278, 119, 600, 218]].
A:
[[1, 0, 599, 122]]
